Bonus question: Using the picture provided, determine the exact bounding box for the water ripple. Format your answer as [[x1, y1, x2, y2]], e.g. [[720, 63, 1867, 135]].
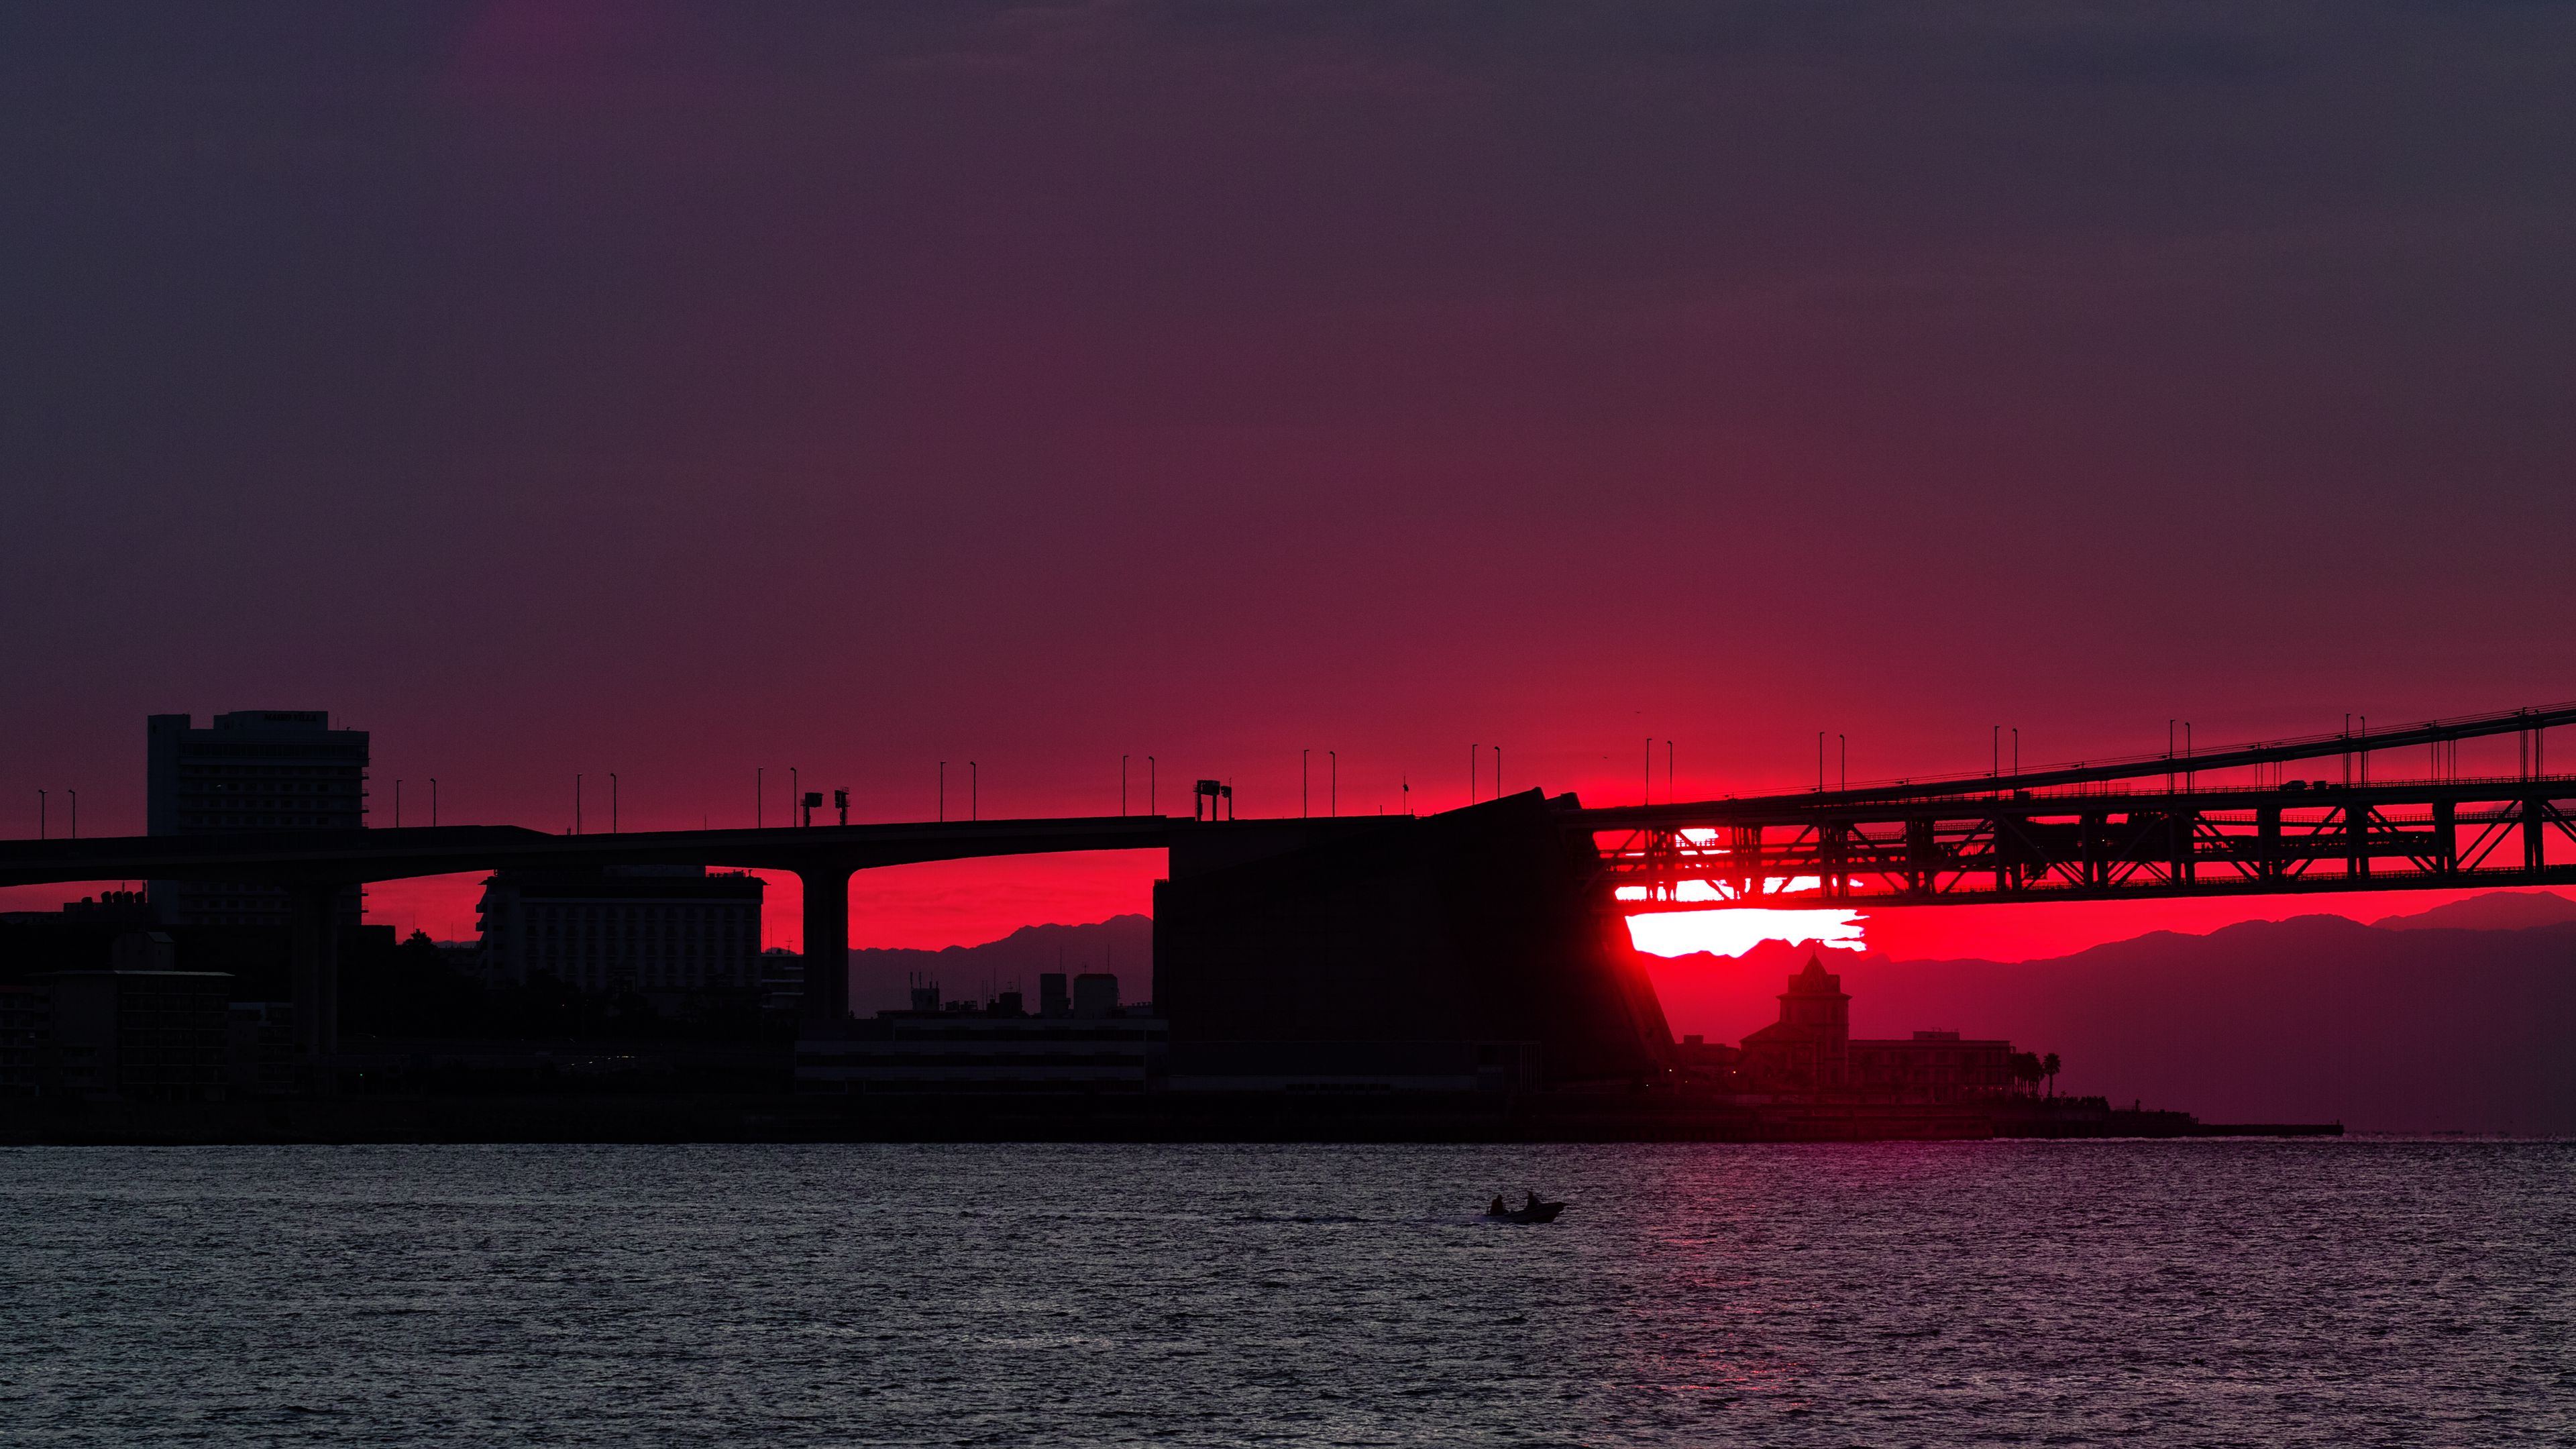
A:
[[1, 1139, 2569, 1444]]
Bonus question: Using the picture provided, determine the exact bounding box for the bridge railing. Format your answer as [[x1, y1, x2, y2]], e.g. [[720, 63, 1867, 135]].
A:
[[1582, 700, 2576, 816]]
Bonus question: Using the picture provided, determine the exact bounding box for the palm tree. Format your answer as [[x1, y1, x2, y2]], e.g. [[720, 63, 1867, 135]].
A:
[[2041, 1052, 2061, 1097], [2008, 1051, 2042, 1095]]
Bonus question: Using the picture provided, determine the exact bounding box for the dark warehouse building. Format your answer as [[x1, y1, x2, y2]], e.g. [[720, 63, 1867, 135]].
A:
[[1151, 792, 1674, 1091]]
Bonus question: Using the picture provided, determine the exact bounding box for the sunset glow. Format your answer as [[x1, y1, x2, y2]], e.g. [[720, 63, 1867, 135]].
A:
[[4, 7, 2573, 1440], [1625, 906, 1868, 958]]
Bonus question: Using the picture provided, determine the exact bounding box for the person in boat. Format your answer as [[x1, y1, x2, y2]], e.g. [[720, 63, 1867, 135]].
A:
[[1489, 1195, 1509, 1216], [1525, 1188, 1543, 1212]]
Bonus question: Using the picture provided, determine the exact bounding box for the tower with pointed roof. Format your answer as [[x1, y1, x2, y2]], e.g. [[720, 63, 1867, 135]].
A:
[[1739, 951, 1851, 1089], [1735, 953, 2026, 1101]]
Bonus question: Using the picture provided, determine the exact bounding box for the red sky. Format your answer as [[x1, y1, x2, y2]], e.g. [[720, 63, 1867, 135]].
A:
[[4, 5, 2573, 962]]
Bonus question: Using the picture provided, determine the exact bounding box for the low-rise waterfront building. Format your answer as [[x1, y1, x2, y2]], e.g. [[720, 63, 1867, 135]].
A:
[[1737, 954, 2028, 1104], [37, 961, 235, 1101], [759, 948, 805, 1014], [225, 1002, 299, 1095], [0, 983, 45, 1095], [1849, 1030, 2017, 1102], [796, 1005, 1168, 1091], [474, 865, 764, 1007]]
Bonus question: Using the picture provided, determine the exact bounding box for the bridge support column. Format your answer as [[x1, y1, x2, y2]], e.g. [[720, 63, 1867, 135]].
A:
[[799, 861, 854, 1025], [1731, 824, 1763, 901], [1904, 817, 1935, 898], [287, 883, 341, 1066]]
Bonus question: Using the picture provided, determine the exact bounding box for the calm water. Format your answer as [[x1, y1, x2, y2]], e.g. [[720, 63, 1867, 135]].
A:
[[1, 1140, 2569, 1446]]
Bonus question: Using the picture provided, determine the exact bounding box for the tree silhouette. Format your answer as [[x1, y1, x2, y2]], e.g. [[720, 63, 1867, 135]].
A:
[[2041, 1052, 2061, 1097]]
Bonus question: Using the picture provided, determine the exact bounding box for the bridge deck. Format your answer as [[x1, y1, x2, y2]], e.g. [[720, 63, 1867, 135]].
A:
[[3, 778, 2569, 910], [0, 815, 1395, 889]]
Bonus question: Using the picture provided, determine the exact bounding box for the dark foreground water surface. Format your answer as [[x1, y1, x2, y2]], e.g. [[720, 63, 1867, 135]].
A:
[[2, 1140, 2569, 1445]]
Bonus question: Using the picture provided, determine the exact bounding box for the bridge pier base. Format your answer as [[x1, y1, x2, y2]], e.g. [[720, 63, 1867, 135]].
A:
[[288, 883, 341, 1077], [799, 861, 853, 1025]]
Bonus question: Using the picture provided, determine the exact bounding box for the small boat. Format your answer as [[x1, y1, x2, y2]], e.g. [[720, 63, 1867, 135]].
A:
[[1485, 1198, 1567, 1224]]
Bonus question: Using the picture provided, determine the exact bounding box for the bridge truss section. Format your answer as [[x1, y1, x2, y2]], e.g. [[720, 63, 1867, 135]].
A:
[[1593, 777, 2576, 909]]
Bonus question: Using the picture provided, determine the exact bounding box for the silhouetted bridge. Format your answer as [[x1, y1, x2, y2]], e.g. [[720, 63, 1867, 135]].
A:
[[1, 702, 2567, 1067]]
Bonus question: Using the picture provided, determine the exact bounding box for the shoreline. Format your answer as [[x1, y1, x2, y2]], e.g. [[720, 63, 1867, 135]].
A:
[[0, 1093, 2342, 1146]]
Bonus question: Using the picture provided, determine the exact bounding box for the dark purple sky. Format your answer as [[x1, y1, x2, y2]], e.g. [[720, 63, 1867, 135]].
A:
[[5, 3, 2573, 949]]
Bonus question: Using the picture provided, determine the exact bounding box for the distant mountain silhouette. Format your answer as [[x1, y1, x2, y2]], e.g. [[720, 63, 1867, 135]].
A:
[[2372, 889, 2576, 932], [846, 914, 1153, 1014], [1641, 907, 2576, 1133]]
